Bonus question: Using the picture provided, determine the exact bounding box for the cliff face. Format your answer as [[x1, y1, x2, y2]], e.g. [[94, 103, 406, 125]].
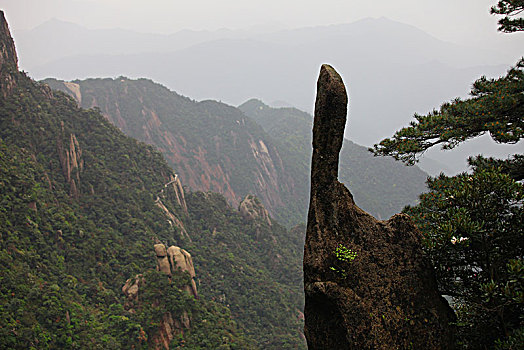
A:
[[155, 174, 189, 238], [43, 77, 301, 225], [303, 65, 455, 349], [57, 129, 84, 198], [0, 11, 18, 96]]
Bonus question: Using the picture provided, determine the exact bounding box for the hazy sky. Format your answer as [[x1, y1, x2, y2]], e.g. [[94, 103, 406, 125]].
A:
[[1, 0, 513, 43]]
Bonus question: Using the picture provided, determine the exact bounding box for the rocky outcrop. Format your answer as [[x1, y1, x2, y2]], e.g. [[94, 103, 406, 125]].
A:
[[122, 273, 143, 303], [239, 194, 272, 226], [303, 65, 455, 349], [0, 10, 18, 97], [42, 77, 301, 225], [154, 198, 189, 239], [166, 173, 188, 215], [64, 82, 82, 104], [122, 272, 191, 350], [154, 174, 189, 238], [154, 243, 198, 298], [57, 126, 83, 198], [123, 244, 198, 349]]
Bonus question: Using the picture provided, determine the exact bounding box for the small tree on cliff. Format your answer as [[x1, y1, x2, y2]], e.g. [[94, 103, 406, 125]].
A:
[[371, 4, 524, 349]]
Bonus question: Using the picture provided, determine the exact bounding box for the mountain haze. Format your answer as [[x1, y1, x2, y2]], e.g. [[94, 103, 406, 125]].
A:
[[16, 17, 515, 153], [44, 77, 305, 226]]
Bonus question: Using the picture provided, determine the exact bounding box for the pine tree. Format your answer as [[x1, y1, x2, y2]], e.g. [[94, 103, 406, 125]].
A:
[[491, 0, 524, 32], [371, 3, 523, 348], [404, 160, 523, 348], [370, 60, 523, 165]]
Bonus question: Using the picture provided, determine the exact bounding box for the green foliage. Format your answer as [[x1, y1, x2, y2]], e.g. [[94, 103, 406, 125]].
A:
[[371, 59, 524, 165], [121, 270, 253, 349], [491, 0, 524, 32], [0, 69, 253, 348], [469, 154, 524, 181], [41, 76, 310, 347], [329, 244, 357, 278], [184, 191, 306, 349], [373, 6, 524, 346], [404, 162, 523, 348], [334, 245, 357, 263]]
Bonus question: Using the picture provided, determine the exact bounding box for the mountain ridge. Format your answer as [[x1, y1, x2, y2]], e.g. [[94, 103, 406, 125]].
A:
[[45, 76, 431, 223], [20, 17, 516, 161], [43, 76, 305, 226]]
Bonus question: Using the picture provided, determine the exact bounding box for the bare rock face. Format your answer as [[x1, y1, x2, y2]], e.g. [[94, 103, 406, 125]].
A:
[[57, 130, 84, 199], [169, 173, 188, 216], [239, 194, 272, 226], [155, 174, 189, 238], [122, 274, 142, 302], [0, 10, 18, 96], [154, 243, 172, 275], [123, 244, 198, 349], [303, 65, 455, 349], [154, 243, 198, 298], [167, 245, 198, 298]]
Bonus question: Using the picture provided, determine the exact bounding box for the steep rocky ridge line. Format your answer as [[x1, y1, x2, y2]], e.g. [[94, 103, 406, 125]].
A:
[[56, 128, 84, 198], [43, 77, 303, 226], [239, 194, 272, 226], [303, 65, 455, 349], [155, 173, 189, 238]]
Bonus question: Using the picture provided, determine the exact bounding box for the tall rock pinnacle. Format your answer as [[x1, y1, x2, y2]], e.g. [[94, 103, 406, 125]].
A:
[[303, 65, 455, 349], [0, 11, 18, 96]]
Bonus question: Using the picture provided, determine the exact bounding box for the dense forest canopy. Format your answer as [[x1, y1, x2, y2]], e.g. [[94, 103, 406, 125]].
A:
[[0, 11, 306, 349]]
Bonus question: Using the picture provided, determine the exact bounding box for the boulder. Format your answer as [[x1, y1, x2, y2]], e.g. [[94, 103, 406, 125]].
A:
[[167, 246, 198, 298], [154, 243, 171, 275]]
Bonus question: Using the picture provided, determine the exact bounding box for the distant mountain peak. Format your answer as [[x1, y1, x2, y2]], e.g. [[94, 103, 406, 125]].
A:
[[31, 17, 86, 32], [239, 98, 267, 109]]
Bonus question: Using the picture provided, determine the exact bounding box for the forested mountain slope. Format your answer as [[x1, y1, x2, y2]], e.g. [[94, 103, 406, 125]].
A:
[[45, 77, 429, 222], [239, 99, 429, 219], [0, 11, 305, 349], [44, 77, 304, 226]]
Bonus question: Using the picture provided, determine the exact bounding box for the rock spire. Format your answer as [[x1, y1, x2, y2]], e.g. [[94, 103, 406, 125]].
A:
[[303, 65, 455, 349]]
